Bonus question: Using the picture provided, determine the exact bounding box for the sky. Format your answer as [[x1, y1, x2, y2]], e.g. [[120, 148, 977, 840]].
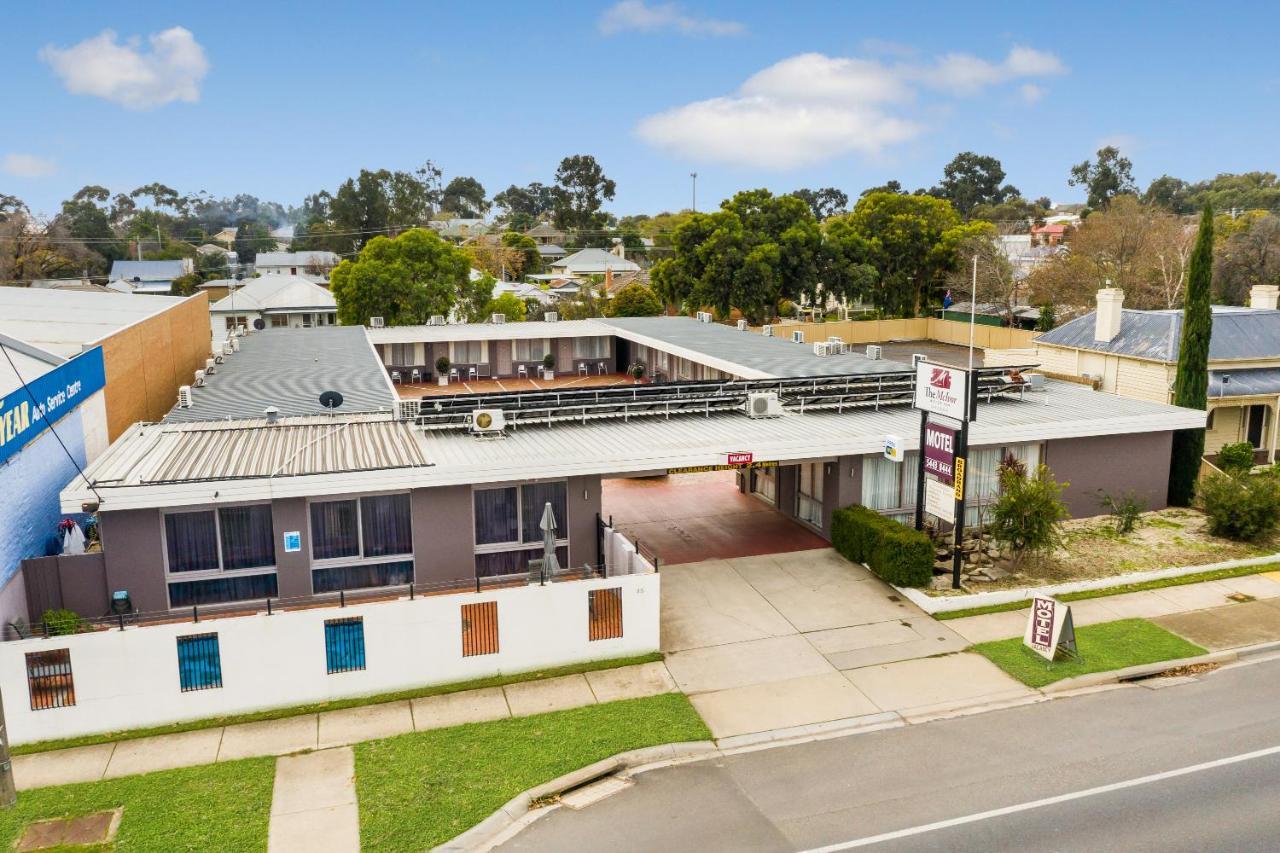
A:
[[3, 0, 1279, 220]]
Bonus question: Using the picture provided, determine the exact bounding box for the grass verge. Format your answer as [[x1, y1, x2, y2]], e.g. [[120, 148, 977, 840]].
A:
[[0, 757, 273, 851], [934, 561, 1280, 621], [972, 618, 1206, 688], [355, 693, 710, 851], [12, 652, 663, 757]]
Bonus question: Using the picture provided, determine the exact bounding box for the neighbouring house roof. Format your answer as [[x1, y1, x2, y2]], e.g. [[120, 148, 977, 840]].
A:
[[255, 251, 340, 268], [1209, 367, 1280, 398], [197, 243, 235, 256], [603, 269, 651, 295], [1031, 223, 1068, 236], [525, 222, 564, 239], [29, 279, 110, 293], [537, 244, 567, 256], [63, 378, 1205, 512], [209, 275, 337, 314], [163, 326, 394, 424], [550, 248, 640, 275], [0, 288, 188, 358], [109, 260, 188, 282], [1036, 307, 1280, 363]]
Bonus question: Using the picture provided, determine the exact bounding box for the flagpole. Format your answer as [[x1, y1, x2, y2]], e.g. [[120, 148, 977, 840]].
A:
[[968, 254, 977, 371]]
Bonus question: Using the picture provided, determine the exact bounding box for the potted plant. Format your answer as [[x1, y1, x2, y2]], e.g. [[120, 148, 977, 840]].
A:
[[629, 362, 646, 384], [542, 352, 556, 380], [436, 355, 451, 386]]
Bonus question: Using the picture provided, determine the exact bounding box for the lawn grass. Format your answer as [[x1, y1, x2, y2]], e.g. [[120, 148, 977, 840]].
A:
[[935, 561, 1280, 621], [355, 692, 710, 851], [0, 757, 274, 851], [972, 618, 1207, 688], [12, 652, 663, 756]]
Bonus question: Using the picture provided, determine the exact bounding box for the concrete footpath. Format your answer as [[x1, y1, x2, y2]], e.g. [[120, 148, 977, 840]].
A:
[[13, 661, 677, 791], [268, 747, 360, 853]]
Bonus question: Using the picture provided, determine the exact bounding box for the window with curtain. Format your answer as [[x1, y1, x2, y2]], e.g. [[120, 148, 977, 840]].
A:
[[573, 337, 609, 359], [797, 462, 825, 528], [361, 494, 412, 556], [165, 511, 220, 573], [311, 500, 359, 560], [169, 572, 278, 607], [474, 487, 519, 545], [513, 339, 547, 361], [454, 341, 482, 363], [752, 467, 776, 504], [218, 505, 275, 570], [521, 482, 568, 544], [475, 545, 569, 578]]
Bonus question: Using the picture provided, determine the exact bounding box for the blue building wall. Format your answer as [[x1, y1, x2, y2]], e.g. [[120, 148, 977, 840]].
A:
[[0, 409, 88, 588]]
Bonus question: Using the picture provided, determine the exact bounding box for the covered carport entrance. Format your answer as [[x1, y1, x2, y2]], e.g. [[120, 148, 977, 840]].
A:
[[601, 466, 829, 566]]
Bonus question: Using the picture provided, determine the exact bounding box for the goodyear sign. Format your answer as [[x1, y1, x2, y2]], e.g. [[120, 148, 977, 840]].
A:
[[0, 346, 105, 466]]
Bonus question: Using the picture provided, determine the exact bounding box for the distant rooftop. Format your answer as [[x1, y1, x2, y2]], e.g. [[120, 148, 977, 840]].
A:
[[109, 260, 188, 281], [163, 327, 395, 424], [1037, 307, 1280, 362], [208, 275, 336, 313], [255, 251, 340, 267]]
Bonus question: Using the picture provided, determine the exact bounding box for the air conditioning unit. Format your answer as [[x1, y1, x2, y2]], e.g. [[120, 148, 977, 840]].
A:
[[813, 342, 831, 357], [230, 336, 241, 352], [762, 324, 773, 337], [737, 319, 748, 331], [866, 344, 883, 360], [236, 325, 246, 336], [213, 352, 225, 364], [828, 336, 842, 343], [912, 353, 927, 368], [469, 408, 507, 435], [745, 392, 784, 419], [205, 357, 217, 374], [545, 312, 559, 323], [193, 369, 206, 387], [369, 316, 385, 328], [221, 342, 233, 356], [1026, 372, 1046, 391], [491, 313, 506, 324], [177, 385, 193, 408], [429, 315, 446, 326], [791, 330, 805, 344]]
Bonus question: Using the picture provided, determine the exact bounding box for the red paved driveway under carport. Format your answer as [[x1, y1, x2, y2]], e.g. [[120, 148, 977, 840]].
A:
[[602, 471, 828, 565]]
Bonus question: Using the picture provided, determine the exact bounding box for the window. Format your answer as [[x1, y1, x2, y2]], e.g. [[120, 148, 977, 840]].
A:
[[751, 466, 777, 505], [177, 633, 223, 691], [313, 560, 414, 593], [165, 505, 275, 574], [270, 315, 287, 328], [797, 462, 825, 528], [170, 573, 278, 607], [27, 649, 74, 710], [453, 341, 482, 364], [513, 339, 547, 362], [473, 482, 570, 577], [389, 343, 413, 366], [165, 511, 220, 573], [461, 601, 499, 656], [311, 494, 412, 561], [224, 315, 247, 331], [573, 337, 609, 359], [588, 588, 623, 640], [325, 617, 366, 673]]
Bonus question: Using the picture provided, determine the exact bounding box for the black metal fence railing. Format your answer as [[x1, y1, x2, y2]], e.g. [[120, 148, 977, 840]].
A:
[[8, 562, 623, 642], [597, 513, 662, 575]]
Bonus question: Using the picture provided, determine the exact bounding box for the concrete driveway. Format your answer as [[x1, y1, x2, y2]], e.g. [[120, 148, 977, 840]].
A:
[[661, 548, 1029, 739]]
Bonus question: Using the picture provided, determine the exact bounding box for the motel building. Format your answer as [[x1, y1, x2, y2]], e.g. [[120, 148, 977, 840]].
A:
[[0, 317, 1204, 745]]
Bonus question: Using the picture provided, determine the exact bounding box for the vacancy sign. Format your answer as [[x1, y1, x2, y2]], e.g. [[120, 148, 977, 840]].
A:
[[923, 421, 957, 484], [925, 478, 955, 523], [726, 451, 754, 466], [1023, 595, 1078, 661], [914, 362, 970, 422]]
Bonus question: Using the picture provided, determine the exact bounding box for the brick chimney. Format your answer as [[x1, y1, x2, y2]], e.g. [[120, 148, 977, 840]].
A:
[[1250, 284, 1279, 310], [604, 266, 614, 291], [1094, 287, 1124, 343]]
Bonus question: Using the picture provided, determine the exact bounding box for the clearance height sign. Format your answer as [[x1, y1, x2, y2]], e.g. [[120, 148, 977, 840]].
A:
[[0, 347, 105, 467]]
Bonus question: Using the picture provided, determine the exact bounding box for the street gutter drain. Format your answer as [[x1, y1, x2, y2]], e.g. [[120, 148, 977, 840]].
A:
[[1124, 661, 1221, 683]]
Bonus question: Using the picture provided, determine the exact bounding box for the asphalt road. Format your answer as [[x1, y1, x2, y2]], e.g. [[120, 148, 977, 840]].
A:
[[497, 656, 1280, 852]]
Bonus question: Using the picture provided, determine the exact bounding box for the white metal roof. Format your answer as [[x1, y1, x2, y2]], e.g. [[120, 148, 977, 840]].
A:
[[550, 248, 640, 274], [0, 288, 190, 358], [209, 275, 337, 313], [62, 379, 1206, 512], [366, 319, 612, 343]]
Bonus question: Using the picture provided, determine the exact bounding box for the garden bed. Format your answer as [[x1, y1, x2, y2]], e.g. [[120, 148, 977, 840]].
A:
[[927, 508, 1278, 596]]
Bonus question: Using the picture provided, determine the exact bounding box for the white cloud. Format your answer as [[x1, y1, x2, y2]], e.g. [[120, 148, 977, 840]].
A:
[[636, 45, 1067, 169], [39, 27, 209, 110], [598, 1, 745, 37], [2, 153, 56, 178], [1019, 83, 1046, 104]]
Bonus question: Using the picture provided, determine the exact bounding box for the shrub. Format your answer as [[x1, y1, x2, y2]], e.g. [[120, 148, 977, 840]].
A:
[[1198, 472, 1280, 541], [990, 464, 1070, 564], [1217, 442, 1257, 475], [830, 505, 933, 587], [41, 608, 84, 636], [1099, 490, 1145, 534]]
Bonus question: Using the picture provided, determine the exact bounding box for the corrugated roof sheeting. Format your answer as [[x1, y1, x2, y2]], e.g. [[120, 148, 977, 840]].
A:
[[1209, 368, 1280, 398], [1038, 307, 1280, 362]]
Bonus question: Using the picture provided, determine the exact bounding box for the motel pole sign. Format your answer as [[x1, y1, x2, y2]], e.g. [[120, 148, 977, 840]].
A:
[[912, 360, 978, 590]]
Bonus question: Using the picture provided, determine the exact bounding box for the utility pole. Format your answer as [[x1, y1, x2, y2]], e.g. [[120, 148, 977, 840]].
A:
[[0, 689, 16, 807], [690, 172, 698, 213]]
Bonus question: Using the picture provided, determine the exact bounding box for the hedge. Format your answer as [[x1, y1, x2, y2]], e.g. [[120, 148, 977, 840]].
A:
[[830, 505, 934, 587]]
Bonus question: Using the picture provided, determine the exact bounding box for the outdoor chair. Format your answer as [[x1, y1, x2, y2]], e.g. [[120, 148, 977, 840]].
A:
[[391, 370, 402, 384], [578, 363, 589, 376], [410, 368, 421, 383], [449, 367, 459, 383], [517, 364, 528, 379], [597, 361, 607, 375], [468, 366, 478, 381]]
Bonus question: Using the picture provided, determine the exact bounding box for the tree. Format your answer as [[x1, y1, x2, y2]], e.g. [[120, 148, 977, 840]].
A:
[[1144, 175, 1193, 213], [169, 272, 203, 296], [790, 187, 849, 222], [234, 222, 276, 264], [440, 176, 488, 218], [329, 228, 472, 326], [860, 180, 905, 197], [1187, 172, 1280, 215], [820, 216, 879, 306], [609, 282, 663, 317], [969, 197, 1048, 232], [929, 152, 1019, 217], [943, 224, 1021, 322], [989, 462, 1070, 566], [1069, 146, 1137, 209], [552, 155, 616, 245], [1213, 215, 1280, 305], [55, 185, 125, 273], [1168, 205, 1215, 506], [320, 163, 442, 250], [501, 231, 543, 275], [484, 291, 527, 322], [493, 183, 555, 230]]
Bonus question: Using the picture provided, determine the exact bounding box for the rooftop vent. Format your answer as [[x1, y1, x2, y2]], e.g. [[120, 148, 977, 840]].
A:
[[491, 313, 506, 324], [369, 316, 386, 328], [264, 406, 279, 424], [429, 315, 446, 326], [737, 319, 748, 331], [762, 324, 773, 337], [791, 330, 805, 344], [177, 385, 193, 408], [545, 311, 559, 322]]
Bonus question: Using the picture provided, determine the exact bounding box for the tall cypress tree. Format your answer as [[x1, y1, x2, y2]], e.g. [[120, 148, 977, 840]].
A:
[[1168, 203, 1215, 505]]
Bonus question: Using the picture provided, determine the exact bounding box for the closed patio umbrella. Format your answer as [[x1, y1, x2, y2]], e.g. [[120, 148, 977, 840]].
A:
[[539, 501, 561, 580]]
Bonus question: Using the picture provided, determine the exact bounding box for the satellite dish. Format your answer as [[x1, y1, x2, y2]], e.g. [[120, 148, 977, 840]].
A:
[[319, 390, 344, 410], [253, 318, 266, 330]]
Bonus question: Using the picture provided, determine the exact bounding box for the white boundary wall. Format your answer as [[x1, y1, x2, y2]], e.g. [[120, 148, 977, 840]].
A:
[[0, 571, 659, 745]]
